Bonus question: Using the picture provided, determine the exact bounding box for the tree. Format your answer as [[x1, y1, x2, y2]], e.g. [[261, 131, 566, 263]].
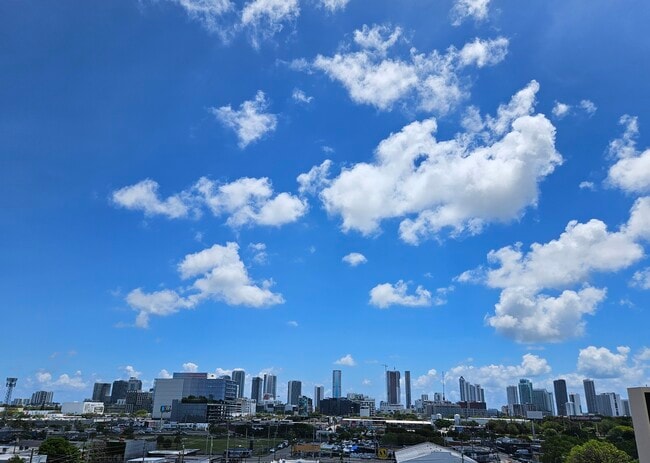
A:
[[39, 437, 82, 463], [8, 456, 24, 463], [565, 439, 632, 463]]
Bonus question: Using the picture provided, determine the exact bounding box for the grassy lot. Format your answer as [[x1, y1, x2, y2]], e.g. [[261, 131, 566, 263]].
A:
[[161, 436, 279, 456]]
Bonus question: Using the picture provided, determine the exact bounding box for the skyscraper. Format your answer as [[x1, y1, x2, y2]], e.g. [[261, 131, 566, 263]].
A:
[[263, 374, 277, 399], [404, 371, 412, 409], [518, 379, 533, 405], [386, 370, 401, 405], [128, 377, 142, 392], [251, 377, 263, 402], [288, 380, 302, 406], [459, 376, 468, 401], [92, 383, 111, 403], [569, 393, 583, 415], [111, 380, 129, 404], [31, 390, 53, 406], [232, 370, 246, 398], [583, 379, 598, 414], [332, 370, 342, 399], [553, 379, 568, 416], [314, 385, 324, 412], [506, 385, 519, 405]]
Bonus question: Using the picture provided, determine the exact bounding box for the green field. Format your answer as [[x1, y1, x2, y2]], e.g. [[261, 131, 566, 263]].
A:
[[163, 436, 279, 456]]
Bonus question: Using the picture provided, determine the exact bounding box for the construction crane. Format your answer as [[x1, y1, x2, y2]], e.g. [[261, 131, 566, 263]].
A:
[[5, 377, 17, 406]]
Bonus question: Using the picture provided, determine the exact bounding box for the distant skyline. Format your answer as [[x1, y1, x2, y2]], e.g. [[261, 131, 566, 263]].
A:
[[2, 0, 650, 407]]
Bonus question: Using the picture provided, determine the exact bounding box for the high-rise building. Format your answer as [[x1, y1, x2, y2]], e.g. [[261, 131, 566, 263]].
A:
[[583, 379, 598, 414], [532, 389, 554, 414], [597, 392, 622, 417], [128, 377, 142, 392], [31, 390, 53, 406], [404, 371, 412, 409], [263, 374, 277, 400], [507, 385, 519, 405], [232, 370, 246, 398], [386, 370, 401, 405], [459, 376, 468, 401], [288, 381, 302, 406], [628, 387, 650, 463], [553, 379, 568, 416], [332, 370, 342, 399], [518, 379, 533, 405], [111, 380, 129, 404], [92, 383, 111, 403], [314, 385, 324, 412], [569, 393, 583, 415], [251, 377, 263, 402]]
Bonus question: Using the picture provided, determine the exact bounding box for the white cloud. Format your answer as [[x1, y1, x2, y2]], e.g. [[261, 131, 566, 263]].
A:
[[112, 179, 192, 219], [579, 99, 597, 115], [458, 37, 509, 68], [449, 354, 550, 390], [318, 82, 561, 244], [241, 0, 299, 47], [287, 320, 298, 327], [607, 115, 650, 194], [369, 280, 432, 308], [249, 242, 268, 264], [579, 181, 595, 190], [631, 267, 650, 289], [475, 197, 650, 342], [126, 242, 284, 327], [158, 369, 173, 379], [552, 101, 571, 119], [342, 252, 367, 266], [451, 0, 491, 26], [578, 346, 631, 378], [292, 88, 313, 104], [113, 176, 307, 228], [122, 365, 142, 378], [36, 371, 87, 390], [320, 0, 350, 12], [211, 91, 278, 148], [297, 160, 332, 195], [309, 24, 508, 113], [172, 0, 234, 38], [334, 354, 357, 366], [362, 378, 372, 386], [413, 369, 438, 389], [196, 177, 308, 227], [183, 362, 199, 372]]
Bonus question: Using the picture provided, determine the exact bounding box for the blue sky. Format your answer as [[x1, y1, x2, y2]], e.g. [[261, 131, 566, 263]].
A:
[[2, 0, 650, 409]]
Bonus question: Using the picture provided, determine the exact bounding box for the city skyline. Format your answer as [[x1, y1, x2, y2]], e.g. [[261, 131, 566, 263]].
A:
[[2, 0, 650, 409]]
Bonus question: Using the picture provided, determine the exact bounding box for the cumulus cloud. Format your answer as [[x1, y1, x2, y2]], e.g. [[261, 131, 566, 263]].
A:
[[249, 242, 268, 264], [287, 320, 298, 327], [122, 365, 142, 378], [292, 88, 313, 104], [126, 242, 284, 327], [113, 176, 307, 228], [308, 24, 508, 113], [334, 354, 357, 366], [36, 371, 87, 390], [631, 267, 650, 289], [579, 99, 597, 115], [342, 252, 367, 266], [451, 0, 491, 26], [112, 179, 192, 219], [314, 82, 560, 244], [413, 369, 438, 389], [578, 346, 630, 378], [552, 102, 571, 119], [241, 0, 299, 47], [579, 181, 595, 190], [471, 197, 650, 342], [211, 91, 278, 148], [607, 115, 650, 194], [158, 369, 173, 379], [369, 280, 432, 308], [183, 362, 199, 372], [320, 0, 350, 12], [297, 160, 332, 195]]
